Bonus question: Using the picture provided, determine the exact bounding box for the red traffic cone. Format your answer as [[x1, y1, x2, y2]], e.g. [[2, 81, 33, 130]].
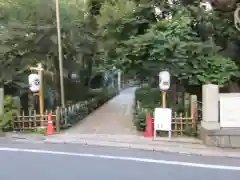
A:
[[46, 112, 54, 135], [144, 113, 153, 138]]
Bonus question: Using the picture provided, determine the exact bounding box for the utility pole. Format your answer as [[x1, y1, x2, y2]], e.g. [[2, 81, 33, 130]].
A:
[[55, 0, 65, 107]]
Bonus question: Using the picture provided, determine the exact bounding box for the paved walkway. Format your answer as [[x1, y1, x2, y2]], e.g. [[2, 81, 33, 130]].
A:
[[65, 87, 138, 135]]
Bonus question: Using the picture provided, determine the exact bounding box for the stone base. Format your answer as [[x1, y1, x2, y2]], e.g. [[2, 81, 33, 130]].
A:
[[200, 126, 240, 148]]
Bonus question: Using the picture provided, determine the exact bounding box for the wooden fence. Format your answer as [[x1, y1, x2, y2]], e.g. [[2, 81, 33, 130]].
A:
[[13, 109, 59, 132], [136, 100, 199, 137], [13, 99, 200, 136], [12, 101, 90, 132], [171, 112, 198, 136]]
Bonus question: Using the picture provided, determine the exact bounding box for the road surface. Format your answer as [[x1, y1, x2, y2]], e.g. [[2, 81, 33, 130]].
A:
[[0, 141, 240, 180]]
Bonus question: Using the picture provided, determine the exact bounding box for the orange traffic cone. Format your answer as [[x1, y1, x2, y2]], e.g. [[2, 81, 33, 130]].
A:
[[46, 112, 54, 135], [144, 113, 153, 138]]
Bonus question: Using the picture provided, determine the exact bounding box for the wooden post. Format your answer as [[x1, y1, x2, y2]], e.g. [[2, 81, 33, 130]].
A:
[[37, 63, 44, 117], [162, 91, 166, 108], [190, 95, 197, 131]]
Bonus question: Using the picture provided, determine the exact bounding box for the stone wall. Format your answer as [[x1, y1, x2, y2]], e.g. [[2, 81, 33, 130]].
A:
[[200, 84, 240, 148], [200, 126, 240, 148]]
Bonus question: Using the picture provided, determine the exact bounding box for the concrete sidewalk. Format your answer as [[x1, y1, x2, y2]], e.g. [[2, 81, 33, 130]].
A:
[[65, 87, 137, 134], [6, 133, 240, 158]]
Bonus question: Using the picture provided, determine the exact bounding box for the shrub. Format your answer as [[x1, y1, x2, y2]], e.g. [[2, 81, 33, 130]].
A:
[[87, 88, 118, 112], [0, 96, 16, 131], [135, 87, 162, 109], [88, 88, 103, 98], [134, 87, 172, 131], [134, 111, 146, 131], [134, 87, 187, 132]]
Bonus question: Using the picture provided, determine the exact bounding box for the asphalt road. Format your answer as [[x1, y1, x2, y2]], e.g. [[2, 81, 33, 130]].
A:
[[0, 141, 240, 180]]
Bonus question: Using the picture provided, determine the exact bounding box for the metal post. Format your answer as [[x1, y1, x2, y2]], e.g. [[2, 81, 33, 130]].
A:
[[117, 70, 121, 91], [56, 0, 65, 107], [0, 88, 3, 136]]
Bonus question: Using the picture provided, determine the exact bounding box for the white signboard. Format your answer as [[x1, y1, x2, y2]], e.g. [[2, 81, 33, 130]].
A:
[[28, 73, 41, 92], [154, 108, 172, 131], [220, 93, 240, 128]]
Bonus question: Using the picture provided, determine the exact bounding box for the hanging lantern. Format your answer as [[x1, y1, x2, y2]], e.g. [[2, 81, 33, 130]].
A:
[[28, 73, 41, 92]]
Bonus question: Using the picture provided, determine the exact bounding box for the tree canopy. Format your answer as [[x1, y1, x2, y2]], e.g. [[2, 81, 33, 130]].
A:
[[94, 0, 240, 86], [0, 0, 240, 91], [0, 0, 96, 88]]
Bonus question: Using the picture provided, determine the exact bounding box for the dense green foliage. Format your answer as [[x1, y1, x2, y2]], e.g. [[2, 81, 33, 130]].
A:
[[87, 87, 119, 112], [1, 0, 240, 88], [134, 87, 159, 131], [0, 0, 103, 98], [94, 0, 240, 86], [1, 0, 240, 133], [0, 96, 16, 131], [135, 87, 162, 109], [1, 0, 240, 113], [134, 87, 186, 131], [0, 0, 119, 107]]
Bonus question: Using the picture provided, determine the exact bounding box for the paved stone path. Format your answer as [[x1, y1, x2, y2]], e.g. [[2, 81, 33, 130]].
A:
[[65, 87, 138, 135]]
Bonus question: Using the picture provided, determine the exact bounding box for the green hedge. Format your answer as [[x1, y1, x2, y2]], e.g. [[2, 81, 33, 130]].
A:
[[0, 96, 16, 131], [0, 88, 119, 132], [134, 87, 161, 131], [87, 88, 118, 113], [135, 87, 162, 109], [61, 88, 119, 129]]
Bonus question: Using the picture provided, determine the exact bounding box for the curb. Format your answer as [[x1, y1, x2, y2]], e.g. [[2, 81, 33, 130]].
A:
[[4, 134, 240, 159], [10, 134, 46, 141], [43, 138, 240, 159]]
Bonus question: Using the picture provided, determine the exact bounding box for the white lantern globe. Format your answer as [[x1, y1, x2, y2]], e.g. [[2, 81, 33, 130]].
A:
[[159, 71, 171, 91], [28, 73, 41, 92]]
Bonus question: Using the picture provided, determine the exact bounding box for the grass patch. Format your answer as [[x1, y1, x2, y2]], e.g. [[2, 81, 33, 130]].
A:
[[23, 128, 46, 135]]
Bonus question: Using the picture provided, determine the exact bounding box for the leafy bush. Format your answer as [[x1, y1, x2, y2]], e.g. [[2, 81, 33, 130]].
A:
[[0, 96, 16, 131], [135, 87, 162, 109], [134, 87, 185, 131], [134, 88, 158, 131], [88, 88, 103, 98], [134, 111, 146, 131], [87, 88, 118, 112]]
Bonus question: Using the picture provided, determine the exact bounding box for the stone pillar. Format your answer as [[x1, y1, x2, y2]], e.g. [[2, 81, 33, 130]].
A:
[[201, 84, 220, 130]]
